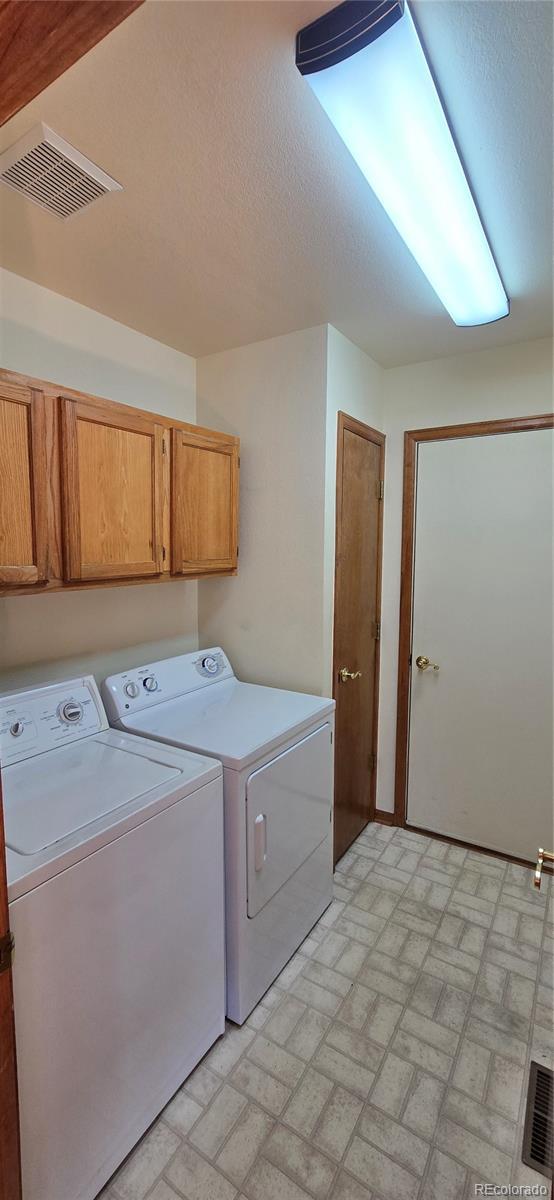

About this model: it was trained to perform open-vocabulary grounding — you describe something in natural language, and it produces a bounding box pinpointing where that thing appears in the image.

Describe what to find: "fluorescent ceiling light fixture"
[296,0,509,326]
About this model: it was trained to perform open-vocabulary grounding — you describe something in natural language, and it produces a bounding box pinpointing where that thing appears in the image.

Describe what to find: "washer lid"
[119,679,335,770]
[4,736,182,854]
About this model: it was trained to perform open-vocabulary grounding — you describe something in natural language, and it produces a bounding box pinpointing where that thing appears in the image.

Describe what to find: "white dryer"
[103,649,335,1023]
[1,676,225,1200]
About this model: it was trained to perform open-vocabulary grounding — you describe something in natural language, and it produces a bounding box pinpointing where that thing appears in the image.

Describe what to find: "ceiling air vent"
[0,124,122,220]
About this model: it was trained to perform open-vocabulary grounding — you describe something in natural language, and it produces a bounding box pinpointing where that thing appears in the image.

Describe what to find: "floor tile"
[370,1052,414,1117]
[329,1170,373,1200]
[163,1090,203,1137]
[451,1038,490,1100]
[189,1085,247,1157]
[313,1086,363,1161]
[185,1064,223,1106]
[357,1105,430,1174]
[263,1124,335,1199]
[435,1117,511,1184]
[286,1008,331,1060]
[231,1059,291,1115]
[283,1068,334,1138]
[324,1024,384,1073]
[337,984,377,1031]
[314,1044,376,1098]
[402,1071,445,1140]
[245,1156,315,1200]
[443,1087,516,1154]
[216,1105,274,1186]
[344,1135,420,1200]
[263,997,306,1045]
[248,1035,305,1088]
[420,1148,466,1200]
[391,1029,453,1081]
[112,1122,180,1200]
[165,1143,238,1200]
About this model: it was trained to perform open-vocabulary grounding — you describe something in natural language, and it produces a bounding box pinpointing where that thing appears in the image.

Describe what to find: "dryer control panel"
[103,648,235,722]
[0,677,107,766]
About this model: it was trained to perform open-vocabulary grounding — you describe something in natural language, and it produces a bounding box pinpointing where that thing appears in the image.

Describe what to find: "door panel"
[0,383,48,587]
[407,429,554,860]
[60,397,164,582]
[246,725,333,918]
[333,415,384,863]
[171,429,239,574]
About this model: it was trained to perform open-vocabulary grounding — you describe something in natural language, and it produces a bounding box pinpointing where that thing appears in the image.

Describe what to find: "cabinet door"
[0,382,48,587]
[171,429,239,575]
[60,397,164,582]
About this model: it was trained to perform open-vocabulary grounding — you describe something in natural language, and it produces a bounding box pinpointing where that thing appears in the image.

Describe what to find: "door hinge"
[0,931,14,975]
[374,620,381,642]
[377,479,384,500]
[369,752,377,772]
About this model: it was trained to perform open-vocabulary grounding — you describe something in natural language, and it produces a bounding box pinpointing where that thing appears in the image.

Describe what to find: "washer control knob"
[124,681,140,698]
[202,656,219,675]
[10,720,24,737]
[60,701,83,724]
[143,676,158,692]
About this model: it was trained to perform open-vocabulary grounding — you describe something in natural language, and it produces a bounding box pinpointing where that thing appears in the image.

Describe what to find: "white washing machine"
[103,649,335,1023]
[2,676,225,1200]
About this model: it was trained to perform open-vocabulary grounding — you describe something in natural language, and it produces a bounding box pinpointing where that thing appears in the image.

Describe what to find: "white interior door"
[407,428,553,860]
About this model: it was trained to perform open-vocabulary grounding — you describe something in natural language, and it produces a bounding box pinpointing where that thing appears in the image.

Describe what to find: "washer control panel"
[0,677,107,766]
[103,648,234,722]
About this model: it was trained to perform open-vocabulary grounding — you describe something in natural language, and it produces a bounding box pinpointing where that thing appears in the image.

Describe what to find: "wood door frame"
[394,411,554,830]
[332,412,386,834]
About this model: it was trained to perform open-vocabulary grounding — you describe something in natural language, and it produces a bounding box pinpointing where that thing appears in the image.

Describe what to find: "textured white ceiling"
[0,0,551,366]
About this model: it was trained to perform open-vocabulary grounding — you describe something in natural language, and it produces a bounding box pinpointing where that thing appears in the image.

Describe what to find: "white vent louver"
[0,124,122,220]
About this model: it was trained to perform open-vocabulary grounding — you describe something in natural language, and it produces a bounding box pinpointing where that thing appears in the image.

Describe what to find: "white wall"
[376,335,554,812]
[197,326,328,695]
[0,269,199,691]
[324,327,384,692]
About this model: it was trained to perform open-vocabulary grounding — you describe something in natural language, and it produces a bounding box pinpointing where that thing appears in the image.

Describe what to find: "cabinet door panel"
[171,430,238,574]
[61,398,164,582]
[0,383,47,586]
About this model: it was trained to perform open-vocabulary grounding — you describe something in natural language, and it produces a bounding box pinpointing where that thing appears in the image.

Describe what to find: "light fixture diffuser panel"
[297,1,509,327]
[0,124,122,220]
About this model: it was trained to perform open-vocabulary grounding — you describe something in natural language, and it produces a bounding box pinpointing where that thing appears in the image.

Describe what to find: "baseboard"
[374,808,396,826]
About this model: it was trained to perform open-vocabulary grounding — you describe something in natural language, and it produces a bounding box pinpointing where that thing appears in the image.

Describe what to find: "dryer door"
[246,724,333,919]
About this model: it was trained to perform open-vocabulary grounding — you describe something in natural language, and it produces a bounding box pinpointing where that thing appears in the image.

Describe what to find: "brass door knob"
[339,667,362,683]
[415,655,440,672]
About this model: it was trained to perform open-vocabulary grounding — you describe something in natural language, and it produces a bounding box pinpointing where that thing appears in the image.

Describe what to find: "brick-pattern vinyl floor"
[100,821,554,1200]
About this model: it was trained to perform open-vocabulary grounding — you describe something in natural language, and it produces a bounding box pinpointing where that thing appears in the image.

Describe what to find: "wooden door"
[406,426,553,860]
[171,428,239,575]
[0,382,48,588]
[60,397,164,582]
[0,770,21,1200]
[333,413,384,864]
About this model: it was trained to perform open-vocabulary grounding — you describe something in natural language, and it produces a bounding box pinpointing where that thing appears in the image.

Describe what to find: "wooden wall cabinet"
[171,428,239,575]
[0,381,48,587]
[0,368,239,596]
[60,397,165,582]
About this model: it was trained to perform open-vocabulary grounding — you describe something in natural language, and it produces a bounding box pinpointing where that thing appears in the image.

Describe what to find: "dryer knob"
[202,656,219,675]
[143,676,158,692]
[124,682,140,698]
